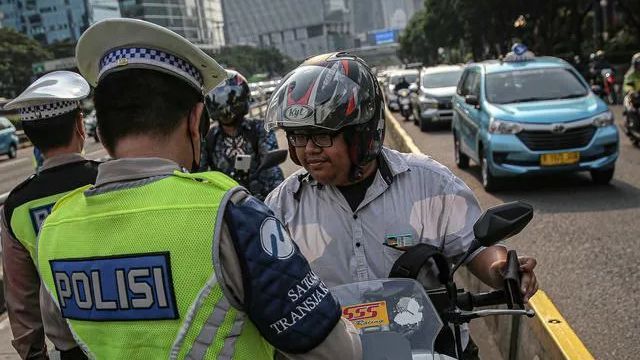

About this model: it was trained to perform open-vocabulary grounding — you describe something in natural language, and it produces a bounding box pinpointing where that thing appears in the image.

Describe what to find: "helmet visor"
[265,63,378,132]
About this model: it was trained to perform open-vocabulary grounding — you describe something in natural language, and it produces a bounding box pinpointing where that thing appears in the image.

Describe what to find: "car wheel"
[480,151,500,192]
[454,133,469,169]
[420,118,431,132]
[590,167,614,185]
[8,144,17,159]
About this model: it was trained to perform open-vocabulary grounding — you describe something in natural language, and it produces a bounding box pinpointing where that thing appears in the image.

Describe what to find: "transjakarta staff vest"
[36,171,274,359]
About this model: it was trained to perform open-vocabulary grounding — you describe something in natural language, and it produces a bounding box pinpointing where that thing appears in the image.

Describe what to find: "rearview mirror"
[473,201,533,247]
[465,94,480,106]
[255,149,288,174]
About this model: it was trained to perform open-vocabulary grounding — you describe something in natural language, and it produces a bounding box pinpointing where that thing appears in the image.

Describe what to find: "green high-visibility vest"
[37,170,274,359]
[11,192,68,260]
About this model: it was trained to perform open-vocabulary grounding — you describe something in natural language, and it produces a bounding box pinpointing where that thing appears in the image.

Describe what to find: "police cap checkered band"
[19,101,79,121]
[99,47,204,90]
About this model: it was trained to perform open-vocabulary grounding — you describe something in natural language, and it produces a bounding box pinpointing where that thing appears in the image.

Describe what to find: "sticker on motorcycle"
[342,301,390,329]
[393,297,423,326]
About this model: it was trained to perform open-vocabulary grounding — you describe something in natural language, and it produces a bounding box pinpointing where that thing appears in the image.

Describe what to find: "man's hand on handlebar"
[490,256,538,303]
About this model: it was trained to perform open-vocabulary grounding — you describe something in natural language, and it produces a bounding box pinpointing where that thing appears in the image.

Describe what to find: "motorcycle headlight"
[591,110,614,127]
[419,96,438,109]
[489,118,523,134]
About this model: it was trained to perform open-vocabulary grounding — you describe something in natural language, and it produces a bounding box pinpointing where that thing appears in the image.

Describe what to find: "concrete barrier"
[383,107,595,360]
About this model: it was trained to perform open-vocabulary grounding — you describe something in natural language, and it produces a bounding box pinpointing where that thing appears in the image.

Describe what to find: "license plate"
[540,152,580,166]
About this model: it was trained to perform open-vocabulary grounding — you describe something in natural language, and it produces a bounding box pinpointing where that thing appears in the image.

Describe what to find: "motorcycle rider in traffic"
[394,76,411,92]
[202,70,284,200]
[623,52,640,144]
[264,52,539,359]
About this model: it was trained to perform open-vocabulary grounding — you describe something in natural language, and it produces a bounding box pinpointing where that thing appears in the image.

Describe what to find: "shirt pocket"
[381,223,424,273]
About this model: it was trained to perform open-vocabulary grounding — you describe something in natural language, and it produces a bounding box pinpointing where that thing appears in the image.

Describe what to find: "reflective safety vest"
[11,191,69,260]
[36,170,275,359]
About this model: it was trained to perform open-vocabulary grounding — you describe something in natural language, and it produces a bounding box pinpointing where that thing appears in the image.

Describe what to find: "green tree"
[0,28,52,97]
[208,45,296,79]
[45,39,76,59]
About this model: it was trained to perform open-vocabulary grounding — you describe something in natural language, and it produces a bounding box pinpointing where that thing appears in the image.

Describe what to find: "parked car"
[451,46,618,192]
[411,65,463,131]
[0,116,19,159]
[384,69,418,111]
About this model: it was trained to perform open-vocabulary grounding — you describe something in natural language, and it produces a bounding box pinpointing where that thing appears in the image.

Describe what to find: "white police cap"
[4,71,90,121]
[76,18,226,95]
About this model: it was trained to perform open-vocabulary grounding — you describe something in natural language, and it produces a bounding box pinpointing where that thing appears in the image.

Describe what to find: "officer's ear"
[75,110,86,139]
[187,102,205,141]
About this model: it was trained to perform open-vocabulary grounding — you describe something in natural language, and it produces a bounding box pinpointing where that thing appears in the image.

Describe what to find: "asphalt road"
[0,140,108,196]
[394,105,639,360]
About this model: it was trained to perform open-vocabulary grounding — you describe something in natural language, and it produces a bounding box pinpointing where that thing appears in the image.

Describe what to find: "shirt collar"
[41,153,87,171]
[94,157,181,187]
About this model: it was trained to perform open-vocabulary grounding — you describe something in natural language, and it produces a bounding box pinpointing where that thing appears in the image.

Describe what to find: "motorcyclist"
[202,70,284,200]
[394,76,411,92]
[588,50,612,85]
[264,52,539,359]
[623,53,640,104]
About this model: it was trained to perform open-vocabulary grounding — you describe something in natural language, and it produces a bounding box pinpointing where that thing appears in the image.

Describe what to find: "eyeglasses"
[286,133,337,148]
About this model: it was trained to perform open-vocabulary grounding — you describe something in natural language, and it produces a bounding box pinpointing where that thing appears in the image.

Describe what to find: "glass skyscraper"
[0,0,120,44]
[118,0,225,50]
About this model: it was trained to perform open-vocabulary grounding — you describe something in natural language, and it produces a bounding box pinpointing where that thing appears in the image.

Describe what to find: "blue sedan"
[452,48,618,192]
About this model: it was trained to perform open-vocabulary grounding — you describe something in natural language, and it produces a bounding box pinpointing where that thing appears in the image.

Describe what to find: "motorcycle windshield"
[331,279,444,360]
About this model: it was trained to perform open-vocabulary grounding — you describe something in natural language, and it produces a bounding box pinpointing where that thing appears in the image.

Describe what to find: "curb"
[384,107,595,360]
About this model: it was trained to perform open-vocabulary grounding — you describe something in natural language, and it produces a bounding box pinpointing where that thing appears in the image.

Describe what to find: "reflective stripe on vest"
[37,170,274,359]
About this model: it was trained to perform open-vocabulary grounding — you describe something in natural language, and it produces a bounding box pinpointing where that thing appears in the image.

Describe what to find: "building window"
[306,25,323,38]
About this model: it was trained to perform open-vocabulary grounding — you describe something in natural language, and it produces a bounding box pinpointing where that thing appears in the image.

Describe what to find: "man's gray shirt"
[265,147,483,289]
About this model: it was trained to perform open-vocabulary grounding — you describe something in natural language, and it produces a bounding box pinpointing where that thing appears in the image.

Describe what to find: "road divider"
[384,107,595,360]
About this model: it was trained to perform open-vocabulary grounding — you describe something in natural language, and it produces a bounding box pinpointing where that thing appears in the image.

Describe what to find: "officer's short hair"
[93,69,201,153]
[22,109,80,152]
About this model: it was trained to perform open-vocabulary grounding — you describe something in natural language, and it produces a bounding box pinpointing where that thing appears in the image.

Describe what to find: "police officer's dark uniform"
[1,71,98,359]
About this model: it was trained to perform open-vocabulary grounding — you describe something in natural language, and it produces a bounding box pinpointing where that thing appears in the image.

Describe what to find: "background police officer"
[35,19,360,359]
[1,71,97,359]
[202,70,284,200]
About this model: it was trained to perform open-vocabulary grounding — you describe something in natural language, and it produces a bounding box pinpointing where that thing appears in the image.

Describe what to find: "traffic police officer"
[264,52,539,358]
[35,19,360,359]
[1,71,97,359]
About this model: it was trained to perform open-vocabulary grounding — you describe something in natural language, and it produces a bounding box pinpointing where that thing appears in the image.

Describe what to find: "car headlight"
[489,118,523,134]
[419,96,438,109]
[591,110,614,127]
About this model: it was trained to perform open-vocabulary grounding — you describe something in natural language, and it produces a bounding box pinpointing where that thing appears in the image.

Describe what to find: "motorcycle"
[624,92,640,147]
[331,201,535,359]
[231,148,288,192]
[591,68,619,105]
[397,88,413,121]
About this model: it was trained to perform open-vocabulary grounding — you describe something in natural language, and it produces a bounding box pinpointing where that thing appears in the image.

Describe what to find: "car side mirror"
[465,94,480,106]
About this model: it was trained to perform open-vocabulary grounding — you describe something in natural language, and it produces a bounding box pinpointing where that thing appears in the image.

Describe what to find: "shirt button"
[355,242,361,247]
[353,214,358,219]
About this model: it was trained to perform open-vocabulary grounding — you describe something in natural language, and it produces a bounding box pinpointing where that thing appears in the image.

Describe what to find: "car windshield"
[486,67,588,104]
[421,70,463,88]
[390,74,418,84]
